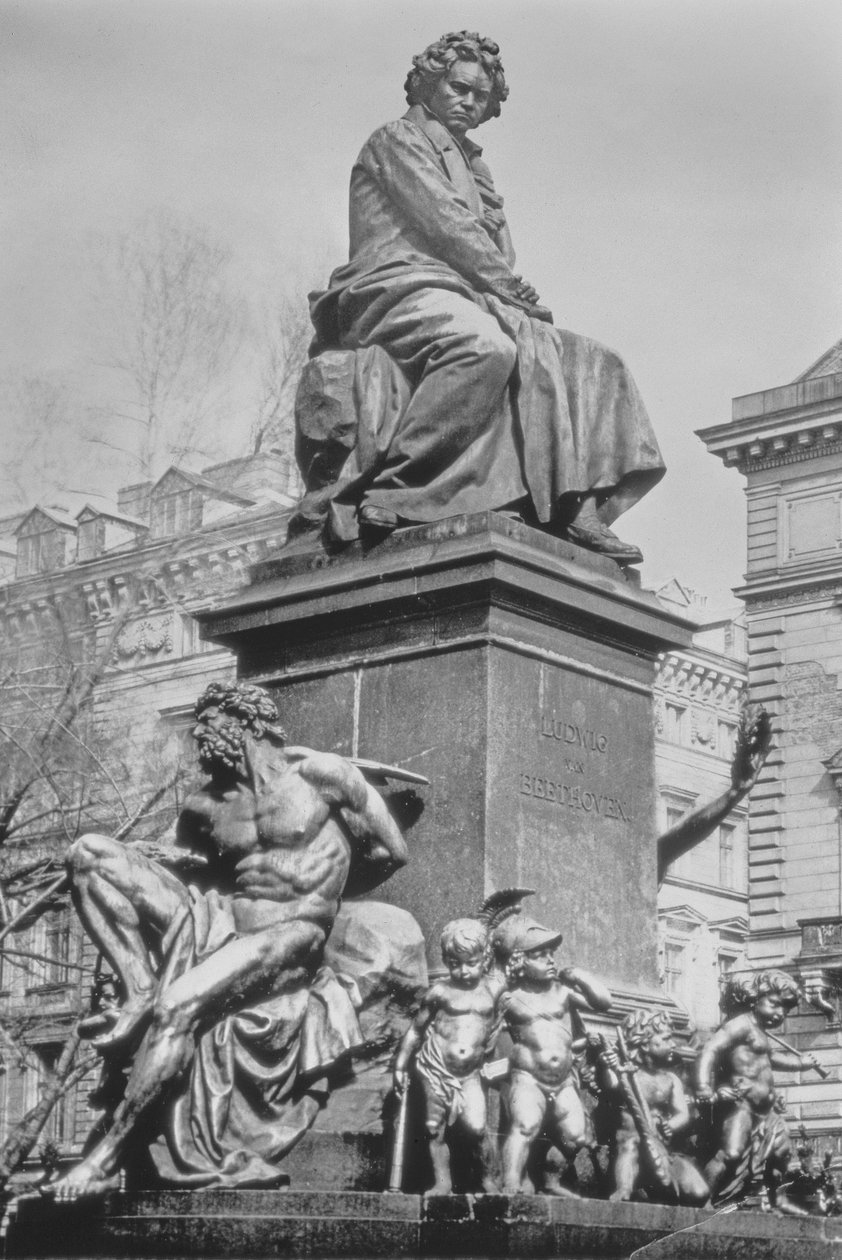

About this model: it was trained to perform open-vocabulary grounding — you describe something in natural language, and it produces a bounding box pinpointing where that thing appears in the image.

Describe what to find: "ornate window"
[665,702,689,745]
[151,489,203,538]
[662,941,687,1000]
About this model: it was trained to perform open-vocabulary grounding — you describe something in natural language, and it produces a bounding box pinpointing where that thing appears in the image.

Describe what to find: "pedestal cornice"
[198,512,695,662]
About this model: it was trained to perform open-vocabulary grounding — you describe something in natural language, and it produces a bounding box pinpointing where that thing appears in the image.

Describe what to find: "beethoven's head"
[404,32,509,131]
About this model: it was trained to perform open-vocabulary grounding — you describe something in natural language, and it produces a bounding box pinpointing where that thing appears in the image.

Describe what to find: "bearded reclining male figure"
[46,681,408,1199]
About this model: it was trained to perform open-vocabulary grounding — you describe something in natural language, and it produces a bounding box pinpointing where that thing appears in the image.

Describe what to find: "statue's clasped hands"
[513,275,541,305]
[498,275,554,323]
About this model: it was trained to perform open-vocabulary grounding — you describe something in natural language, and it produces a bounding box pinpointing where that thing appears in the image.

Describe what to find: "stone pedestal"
[8,1189,842,1259]
[200,512,693,999]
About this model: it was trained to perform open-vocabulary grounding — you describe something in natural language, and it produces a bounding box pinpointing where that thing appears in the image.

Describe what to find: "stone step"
[7,1190,842,1259]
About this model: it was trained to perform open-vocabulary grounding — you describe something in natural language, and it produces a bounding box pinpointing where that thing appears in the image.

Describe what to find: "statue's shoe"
[359,505,400,533]
[565,521,643,565]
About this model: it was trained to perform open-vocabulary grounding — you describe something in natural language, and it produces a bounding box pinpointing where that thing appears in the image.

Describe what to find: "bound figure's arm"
[330,757,408,896]
[361,122,550,318]
[657,708,771,884]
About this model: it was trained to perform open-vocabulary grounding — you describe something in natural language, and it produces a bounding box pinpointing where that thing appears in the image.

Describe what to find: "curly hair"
[719,973,757,1018]
[194,681,287,742]
[720,969,801,1018]
[440,917,488,963]
[404,31,509,123]
[621,1009,674,1062]
[503,949,531,986]
[754,969,801,1010]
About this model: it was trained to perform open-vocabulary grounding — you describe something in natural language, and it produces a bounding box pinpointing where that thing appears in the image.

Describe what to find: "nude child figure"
[394,916,504,1194]
[696,970,820,1211]
[493,910,612,1195]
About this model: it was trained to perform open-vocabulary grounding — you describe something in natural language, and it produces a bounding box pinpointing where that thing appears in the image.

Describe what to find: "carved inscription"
[541,714,608,753]
[520,773,632,822]
[528,709,630,822]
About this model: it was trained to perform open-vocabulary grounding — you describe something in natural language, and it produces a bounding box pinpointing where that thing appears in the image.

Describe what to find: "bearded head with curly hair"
[404,31,509,125]
[193,682,287,772]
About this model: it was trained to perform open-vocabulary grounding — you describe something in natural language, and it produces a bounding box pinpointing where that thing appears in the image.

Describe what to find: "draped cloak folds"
[297,105,665,540]
[147,888,362,1189]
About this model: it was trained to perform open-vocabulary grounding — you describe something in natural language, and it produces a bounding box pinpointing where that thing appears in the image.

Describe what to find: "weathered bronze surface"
[46,682,411,1199]
[595,1010,709,1206]
[294,32,665,563]
[697,970,823,1212]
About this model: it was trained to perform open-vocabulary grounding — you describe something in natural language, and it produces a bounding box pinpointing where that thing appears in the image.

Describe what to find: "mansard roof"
[151,465,254,507]
[75,504,148,530]
[795,338,842,382]
[14,504,77,535]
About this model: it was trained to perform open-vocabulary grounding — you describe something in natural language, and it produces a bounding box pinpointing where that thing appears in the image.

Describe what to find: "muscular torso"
[503,983,576,1087]
[177,748,352,932]
[427,979,499,1077]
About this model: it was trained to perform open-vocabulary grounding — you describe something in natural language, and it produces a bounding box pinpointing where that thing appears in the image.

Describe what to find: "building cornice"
[698,418,842,475]
[0,507,290,630]
[698,367,842,471]
[656,650,746,709]
[738,572,842,611]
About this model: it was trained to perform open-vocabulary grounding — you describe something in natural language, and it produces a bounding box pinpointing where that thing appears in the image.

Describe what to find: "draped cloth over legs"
[296,266,665,542]
[148,889,363,1188]
[713,1103,792,1206]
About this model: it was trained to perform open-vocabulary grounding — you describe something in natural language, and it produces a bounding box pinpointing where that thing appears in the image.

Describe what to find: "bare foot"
[42,1160,119,1202]
[774,1191,809,1218]
[80,999,152,1053]
[426,1181,453,1196]
[543,1181,581,1199]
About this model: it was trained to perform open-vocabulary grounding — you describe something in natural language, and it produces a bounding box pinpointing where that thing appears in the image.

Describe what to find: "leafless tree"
[248,290,312,456]
[0,375,80,514]
[0,596,189,1190]
[1,213,314,519]
[87,209,248,482]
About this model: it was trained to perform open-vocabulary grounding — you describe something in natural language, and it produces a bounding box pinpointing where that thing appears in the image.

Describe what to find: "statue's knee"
[474,329,516,382]
[67,832,115,875]
[509,1117,540,1142]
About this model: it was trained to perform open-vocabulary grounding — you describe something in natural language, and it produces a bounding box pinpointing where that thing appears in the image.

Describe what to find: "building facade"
[700,339,842,1145]
[0,450,298,1171]
[654,581,749,1035]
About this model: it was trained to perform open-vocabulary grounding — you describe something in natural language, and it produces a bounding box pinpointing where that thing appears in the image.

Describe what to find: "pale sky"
[2,0,841,608]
